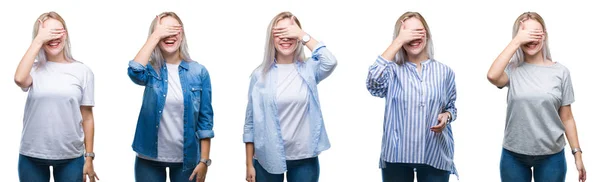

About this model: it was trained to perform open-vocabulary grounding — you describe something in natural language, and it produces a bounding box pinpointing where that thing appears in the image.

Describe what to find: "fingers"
[38,19,44,29]
[156,15,161,25]
[290,16,297,25]
[188,169,198,181]
[83,174,87,182]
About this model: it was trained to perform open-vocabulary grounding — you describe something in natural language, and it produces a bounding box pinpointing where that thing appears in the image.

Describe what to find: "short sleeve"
[21,63,39,92]
[81,67,95,106]
[499,61,516,89]
[561,69,575,106]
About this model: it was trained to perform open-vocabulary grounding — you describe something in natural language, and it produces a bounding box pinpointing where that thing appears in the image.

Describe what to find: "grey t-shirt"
[502,61,574,155]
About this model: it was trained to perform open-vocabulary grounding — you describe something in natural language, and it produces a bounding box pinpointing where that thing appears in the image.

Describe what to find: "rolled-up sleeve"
[128,60,149,86]
[243,75,257,143]
[366,56,394,98]
[195,68,215,139]
[309,42,338,84]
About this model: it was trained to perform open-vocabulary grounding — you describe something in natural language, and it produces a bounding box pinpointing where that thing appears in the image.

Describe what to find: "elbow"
[486,72,498,83]
[14,76,29,88]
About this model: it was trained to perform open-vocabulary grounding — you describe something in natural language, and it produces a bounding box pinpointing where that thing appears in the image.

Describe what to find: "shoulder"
[431,60,455,75]
[553,62,571,77]
[187,60,210,76]
[71,61,94,75]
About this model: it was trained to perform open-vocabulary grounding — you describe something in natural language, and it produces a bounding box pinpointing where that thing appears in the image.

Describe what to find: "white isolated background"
[0,0,598,181]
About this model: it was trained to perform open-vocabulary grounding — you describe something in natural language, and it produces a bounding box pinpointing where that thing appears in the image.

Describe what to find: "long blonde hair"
[392,12,434,65]
[147,12,192,73]
[32,12,75,65]
[510,12,552,66]
[257,11,306,74]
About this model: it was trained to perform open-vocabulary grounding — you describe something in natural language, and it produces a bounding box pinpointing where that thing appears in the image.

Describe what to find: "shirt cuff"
[310,42,326,56]
[376,55,394,66]
[128,60,146,71]
[243,133,254,143]
[195,130,215,139]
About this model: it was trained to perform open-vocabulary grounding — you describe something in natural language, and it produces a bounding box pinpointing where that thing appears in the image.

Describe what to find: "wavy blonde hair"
[32,11,75,65]
[392,11,434,65]
[510,12,552,66]
[147,12,192,73]
[257,11,306,74]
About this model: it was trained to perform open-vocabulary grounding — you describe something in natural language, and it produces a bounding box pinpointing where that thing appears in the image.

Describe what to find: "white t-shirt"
[275,63,312,160]
[20,61,94,160]
[144,63,185,163]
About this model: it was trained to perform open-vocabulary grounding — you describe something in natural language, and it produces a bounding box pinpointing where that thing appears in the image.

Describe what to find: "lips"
[525,42,539,49]
[163,39,177,46]
[279,43,292,49]
[408,39,423,48]
[46,39,61,48]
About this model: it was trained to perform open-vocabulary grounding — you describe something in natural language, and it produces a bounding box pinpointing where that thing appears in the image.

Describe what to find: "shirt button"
[159,111,162,113]
[163,94,166,97]
[156,125,159,128]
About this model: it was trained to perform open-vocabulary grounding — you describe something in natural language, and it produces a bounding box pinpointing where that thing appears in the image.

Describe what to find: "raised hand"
[34,19,65,44]
[151,16,182,40]
[394,21,425,45]
[513,21,544,45]
[272,16,305,40]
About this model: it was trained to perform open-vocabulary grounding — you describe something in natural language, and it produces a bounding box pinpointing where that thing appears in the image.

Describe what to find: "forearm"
[487,40,519,82]
[564,119,582,158]
[82,118,95,161]
[133,35,160,66]
[381,40,403,61]
[245,143,254,167]
[303,33,319,51]
[15,40,43,87]
[200,139,211,160]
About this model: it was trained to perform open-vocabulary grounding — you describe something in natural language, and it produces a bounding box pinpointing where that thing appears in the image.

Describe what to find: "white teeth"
[49,43,59,46]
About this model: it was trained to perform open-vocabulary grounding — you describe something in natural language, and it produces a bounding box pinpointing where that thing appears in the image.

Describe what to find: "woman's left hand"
[272,16,306,40]
[576,156,586,182]
[83,159,99,182]
[189,163,208,182]
[431,112,450,133]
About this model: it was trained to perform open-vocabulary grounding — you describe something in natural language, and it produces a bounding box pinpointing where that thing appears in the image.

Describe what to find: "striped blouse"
[366,56,458,175]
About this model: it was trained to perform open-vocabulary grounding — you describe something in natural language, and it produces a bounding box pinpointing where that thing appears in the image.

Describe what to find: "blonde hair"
[257,11,306,74]
[32,11,75,65]
[148,12,192,73]
[510,12,552,66]
[392,12,434,65]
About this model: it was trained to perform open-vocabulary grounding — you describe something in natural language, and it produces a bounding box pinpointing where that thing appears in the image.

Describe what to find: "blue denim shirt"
[243,42,337,174]
[128,60,214,171]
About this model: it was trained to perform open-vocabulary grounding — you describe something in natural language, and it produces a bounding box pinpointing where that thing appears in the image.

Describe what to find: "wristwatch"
[572,148,582,155]
[84,152,95,160]
[301,33,311,45]
[200,158,212,167]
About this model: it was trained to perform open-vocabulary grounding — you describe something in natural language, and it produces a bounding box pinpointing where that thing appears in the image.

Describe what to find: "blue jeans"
[135,157,193,182]
[18,154,84,182]
[381,162,450,182]
[500,148,566,182]
[254,157,320,182]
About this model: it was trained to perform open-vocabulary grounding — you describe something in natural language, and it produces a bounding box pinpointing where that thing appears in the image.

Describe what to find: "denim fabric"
[254,157,320,182]
[128,60,214,171]
[18,154,84,182]
[381,162,450,182]
[134,157,193,182]
[500,148,567,182]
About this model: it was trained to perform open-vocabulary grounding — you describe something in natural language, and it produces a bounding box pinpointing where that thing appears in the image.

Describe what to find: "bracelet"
[572,148,582,155]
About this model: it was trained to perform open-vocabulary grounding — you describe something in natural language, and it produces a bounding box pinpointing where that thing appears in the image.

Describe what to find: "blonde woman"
[127,12,214,182]
[487,12,586,182]
[366,12,457,182]
[14,12,98,182]
[243,11,337,182]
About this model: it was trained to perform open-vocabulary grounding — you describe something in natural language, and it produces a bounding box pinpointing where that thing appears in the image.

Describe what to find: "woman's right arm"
[127,17,181,86]
[15,22,65,89]
[367,24,424,97]
[487,23,544,87]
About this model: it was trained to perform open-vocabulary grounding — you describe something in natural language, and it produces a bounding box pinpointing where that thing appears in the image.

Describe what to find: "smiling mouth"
[163,39,177,46]
[525,42,539,49]
[279,43,293,49]
[47,39,61,48]
[408,39,423,48]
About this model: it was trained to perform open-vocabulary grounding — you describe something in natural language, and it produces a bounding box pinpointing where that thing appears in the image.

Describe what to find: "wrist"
[32,38,45,47]
[509,39,522,47]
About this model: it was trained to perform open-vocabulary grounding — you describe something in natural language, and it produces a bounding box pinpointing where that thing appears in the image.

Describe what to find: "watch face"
[206,159,212,166]
[302,34,310,42]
